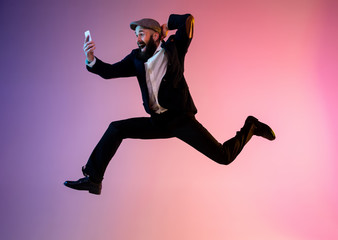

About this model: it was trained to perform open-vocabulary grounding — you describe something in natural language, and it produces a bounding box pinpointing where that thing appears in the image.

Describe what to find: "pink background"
[1,0,338,239]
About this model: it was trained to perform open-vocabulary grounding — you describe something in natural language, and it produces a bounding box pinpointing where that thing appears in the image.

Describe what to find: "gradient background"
[1,0,338,239]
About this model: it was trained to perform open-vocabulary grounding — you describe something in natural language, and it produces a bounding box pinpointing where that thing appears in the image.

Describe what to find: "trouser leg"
[84,123,122,183]
[173,115,255,165]
[84,117,173,182]
[221,121,255,164]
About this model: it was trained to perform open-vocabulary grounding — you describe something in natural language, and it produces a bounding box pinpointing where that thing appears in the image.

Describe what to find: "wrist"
[86,57,96,67]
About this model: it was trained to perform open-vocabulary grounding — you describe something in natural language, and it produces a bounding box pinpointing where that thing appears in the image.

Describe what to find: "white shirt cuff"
[86,57,96,67]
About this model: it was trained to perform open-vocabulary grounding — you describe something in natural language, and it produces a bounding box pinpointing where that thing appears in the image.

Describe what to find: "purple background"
[1,0,338,239]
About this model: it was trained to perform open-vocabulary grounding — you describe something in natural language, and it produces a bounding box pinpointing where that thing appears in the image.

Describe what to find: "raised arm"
[167,14,195,52]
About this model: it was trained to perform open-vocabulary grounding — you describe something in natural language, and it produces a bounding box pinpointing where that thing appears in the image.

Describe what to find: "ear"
[152,32,160,42]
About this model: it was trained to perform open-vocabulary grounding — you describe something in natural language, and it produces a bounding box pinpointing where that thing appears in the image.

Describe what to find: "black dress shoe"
[64,176,102,195]
[246,116,276,141]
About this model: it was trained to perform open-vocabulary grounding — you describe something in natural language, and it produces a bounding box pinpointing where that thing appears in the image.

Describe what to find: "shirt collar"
[153,44,163,55]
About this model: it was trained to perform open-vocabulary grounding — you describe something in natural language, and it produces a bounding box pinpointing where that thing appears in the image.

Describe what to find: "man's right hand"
[161,24,168,40]
[83,35,96,62]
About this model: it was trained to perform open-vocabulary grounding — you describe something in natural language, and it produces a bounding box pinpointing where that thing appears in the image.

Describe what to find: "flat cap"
[130,18,161,34]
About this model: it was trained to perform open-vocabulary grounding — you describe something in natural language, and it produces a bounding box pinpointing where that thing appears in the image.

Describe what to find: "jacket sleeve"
[167,14,194,52]
[86,50,137,79]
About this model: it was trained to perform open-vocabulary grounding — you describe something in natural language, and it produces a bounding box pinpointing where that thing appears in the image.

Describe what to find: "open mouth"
[138,43,146,51]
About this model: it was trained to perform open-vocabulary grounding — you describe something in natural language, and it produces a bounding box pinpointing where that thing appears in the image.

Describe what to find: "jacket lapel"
[134,56,151,113]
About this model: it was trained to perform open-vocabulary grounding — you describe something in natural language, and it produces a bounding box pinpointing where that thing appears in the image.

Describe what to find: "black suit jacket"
[87,14,197,115]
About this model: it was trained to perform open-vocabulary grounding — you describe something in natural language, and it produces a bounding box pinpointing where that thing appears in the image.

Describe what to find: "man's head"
[130,18,161,60]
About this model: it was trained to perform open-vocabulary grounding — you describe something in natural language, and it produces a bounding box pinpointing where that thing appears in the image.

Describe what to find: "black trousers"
[84,112,255,182]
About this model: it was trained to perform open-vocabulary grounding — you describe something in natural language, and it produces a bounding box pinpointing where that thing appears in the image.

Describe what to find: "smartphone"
[84,30,92,42]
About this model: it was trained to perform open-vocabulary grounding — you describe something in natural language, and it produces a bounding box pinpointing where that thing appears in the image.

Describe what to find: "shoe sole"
[64,182,101,195]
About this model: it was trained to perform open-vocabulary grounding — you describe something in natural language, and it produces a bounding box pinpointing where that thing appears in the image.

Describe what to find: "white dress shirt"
[144,45,168,114]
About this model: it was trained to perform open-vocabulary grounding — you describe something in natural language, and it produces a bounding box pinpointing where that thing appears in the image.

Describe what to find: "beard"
[137,36,158,61]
